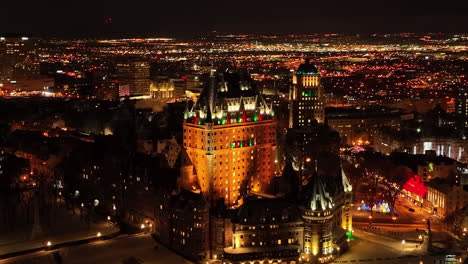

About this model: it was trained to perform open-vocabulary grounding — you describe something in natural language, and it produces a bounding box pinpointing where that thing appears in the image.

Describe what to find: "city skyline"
[1,5,468,263]
[1,0,468,36]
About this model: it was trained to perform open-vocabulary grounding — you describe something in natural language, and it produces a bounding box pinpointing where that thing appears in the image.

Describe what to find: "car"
[408,208,415,212]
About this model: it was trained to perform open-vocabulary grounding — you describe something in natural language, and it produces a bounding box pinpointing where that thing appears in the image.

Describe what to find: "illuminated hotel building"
[300,160,352,259]
[181,70,277,206]
[223,160,353,264]
[290,59,325,128]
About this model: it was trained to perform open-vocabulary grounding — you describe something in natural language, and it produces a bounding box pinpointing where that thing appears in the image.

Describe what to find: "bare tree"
[382,165,409,216]
[359,168,384,216]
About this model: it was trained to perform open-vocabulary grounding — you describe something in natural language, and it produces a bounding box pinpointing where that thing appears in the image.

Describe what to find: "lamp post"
[401,240,405,250]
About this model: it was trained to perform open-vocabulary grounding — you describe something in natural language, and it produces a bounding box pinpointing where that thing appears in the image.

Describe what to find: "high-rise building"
[181,70,277,206]
[0,35,38,81]
[116,58,150,97]
[289,59,325,128]
[456,86,468,126]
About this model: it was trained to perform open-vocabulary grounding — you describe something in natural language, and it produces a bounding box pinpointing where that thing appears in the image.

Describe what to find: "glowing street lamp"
[97,232,102,237]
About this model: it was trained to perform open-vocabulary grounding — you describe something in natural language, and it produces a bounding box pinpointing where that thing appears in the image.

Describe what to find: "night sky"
[1,0,468,37]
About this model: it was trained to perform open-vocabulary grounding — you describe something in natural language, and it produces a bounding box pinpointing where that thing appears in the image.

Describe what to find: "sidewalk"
[0,221,118,258]
[0,204,119,259]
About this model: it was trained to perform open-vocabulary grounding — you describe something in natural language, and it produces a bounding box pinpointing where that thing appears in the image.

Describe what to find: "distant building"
[286,123,341,156]
[0,36,38,81]
[402,173,427,207]
[150,75,202,101]
[88,71,118,100]
[289,59,324,127]
[416,157,457,182]
[374,132,467,163]
[5,78,54,93]
[116,58,150,97]
[425,178,468,218]
[411,137,466,162]
[456,86,468,127]
[327,107,405,146]
[287,60,331,161]
[150,77,175,101]
[184,74,203,95]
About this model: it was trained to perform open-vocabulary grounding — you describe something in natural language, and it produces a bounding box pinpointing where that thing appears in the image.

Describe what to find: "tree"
[354,150,410,215]
[383,165,410,216]
[359,168,384,216]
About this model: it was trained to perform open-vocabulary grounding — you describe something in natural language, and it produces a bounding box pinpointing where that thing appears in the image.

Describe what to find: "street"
[1,234,193,264]
[353,195,437,225]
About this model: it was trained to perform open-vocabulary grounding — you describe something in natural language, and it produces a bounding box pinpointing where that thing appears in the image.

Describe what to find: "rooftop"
[297,59,319,74]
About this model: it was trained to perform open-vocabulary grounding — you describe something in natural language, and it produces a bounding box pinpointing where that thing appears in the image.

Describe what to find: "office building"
[116,58,150,97]
[289,59,324,128]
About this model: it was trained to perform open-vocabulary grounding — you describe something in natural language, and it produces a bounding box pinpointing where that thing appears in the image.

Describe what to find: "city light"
[1,30,465,264]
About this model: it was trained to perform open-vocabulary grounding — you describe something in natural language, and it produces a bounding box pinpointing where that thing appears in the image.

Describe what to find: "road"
[334,229,449,264]
[353,195,441,225]
[1,234,193,264]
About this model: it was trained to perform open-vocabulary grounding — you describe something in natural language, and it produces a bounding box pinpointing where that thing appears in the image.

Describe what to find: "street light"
[401,240,405,250]
[46,241,52,247]
[97,232,102,237]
